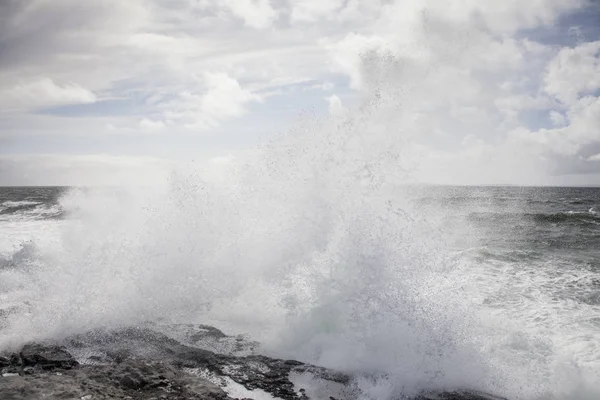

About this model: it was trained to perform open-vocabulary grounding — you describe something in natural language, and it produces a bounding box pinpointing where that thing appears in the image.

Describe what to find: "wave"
[0,201,64,220]
[534,211,600,224]
[0,201,43,215]
[566,199,596,205]
[1,72,600,400]
[468,210,600,225]
[1,200,44,207]
[0,131,518,397]
[417,196,598,211]
[0,242,38,270]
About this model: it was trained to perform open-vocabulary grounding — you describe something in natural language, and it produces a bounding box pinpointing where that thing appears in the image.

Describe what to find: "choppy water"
[0,184,598,399]
[0,187,65,221]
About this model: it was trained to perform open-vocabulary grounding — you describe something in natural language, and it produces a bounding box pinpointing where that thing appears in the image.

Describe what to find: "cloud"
[326,94,347,116]
[502,96,600,160]
[495,94,559,117]
[290,0,345,23]
[0,154,172,186]
[1,0,600,185]
[0,78,96,111]
[322,33,393,90]
[440,0,585,33]
[139,118,166,131]
[544,40,600,104]
[222,0,278,29]
[161,72,261,130]
[550,110,566,126]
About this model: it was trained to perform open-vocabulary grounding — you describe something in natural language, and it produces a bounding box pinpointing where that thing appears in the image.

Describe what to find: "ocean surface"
[0,185,599,399]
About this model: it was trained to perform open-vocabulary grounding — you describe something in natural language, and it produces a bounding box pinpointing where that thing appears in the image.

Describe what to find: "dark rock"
[20,343,79,370]
[9,353,21,366]
[417,391,507,400]
[1,365,20,375]
[21,366,34,375]
[189,324,228,340]
[0,355,10,368]
[0,325,508,400]
[0,360,230,400]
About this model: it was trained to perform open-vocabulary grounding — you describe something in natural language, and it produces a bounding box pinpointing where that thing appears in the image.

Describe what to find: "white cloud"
[322,33,393,90]
[507,96,600,157]
[0,78,96,110]
[495,94,559,121]
[0,154,172,186]
[290,0,345,22]
[544,41,600,104]
[550,110,566,126]
[403,0,586,35]
[1,0,600,185]
[139,118,166,131]
[588,153,600,161]
[497,94,556,111]
[221,0,278,29]
[326,94,347,116]
[162,72,261,129]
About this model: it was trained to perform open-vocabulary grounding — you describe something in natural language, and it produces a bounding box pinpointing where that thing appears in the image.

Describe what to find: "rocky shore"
[0,325,506,400]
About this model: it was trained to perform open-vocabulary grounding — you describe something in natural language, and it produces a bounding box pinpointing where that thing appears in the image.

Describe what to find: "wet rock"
[0,360,230,400]
[0,325,508,400]
[152,323,259,356]
[20,343,79,370]
[0,355,10,368]
[416,392,507,400]
[21,366,34,375]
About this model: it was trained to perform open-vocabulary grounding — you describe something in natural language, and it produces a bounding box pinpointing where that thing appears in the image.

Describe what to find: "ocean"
[0,184,599,399]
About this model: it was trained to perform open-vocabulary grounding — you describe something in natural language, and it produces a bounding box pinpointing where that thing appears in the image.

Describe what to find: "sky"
[1,0,600,186]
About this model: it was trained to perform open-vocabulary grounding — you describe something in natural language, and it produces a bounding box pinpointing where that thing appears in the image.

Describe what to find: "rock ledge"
[0,325,507,400]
